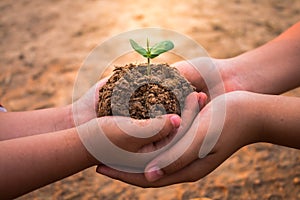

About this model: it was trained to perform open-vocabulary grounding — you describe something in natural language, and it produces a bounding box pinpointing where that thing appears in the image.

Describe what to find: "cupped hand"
[82,91,206,171]
[172,57,242,100]
[78,113,181,168]
[72,78,108,126]
[96,91,262,187]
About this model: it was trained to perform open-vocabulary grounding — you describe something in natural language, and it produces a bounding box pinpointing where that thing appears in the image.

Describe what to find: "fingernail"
[170,115,181,129]
[146,166,164,182]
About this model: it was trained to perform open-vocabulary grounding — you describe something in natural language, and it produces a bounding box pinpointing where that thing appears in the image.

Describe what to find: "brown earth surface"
[1,0,300,199]
[97,64,194,119]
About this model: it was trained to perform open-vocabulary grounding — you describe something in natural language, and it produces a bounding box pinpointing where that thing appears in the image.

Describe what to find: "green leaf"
[150,40,174,58]
[129,39,148,57]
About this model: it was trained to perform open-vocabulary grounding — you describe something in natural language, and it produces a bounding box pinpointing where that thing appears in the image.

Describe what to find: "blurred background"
[1,0,300,199]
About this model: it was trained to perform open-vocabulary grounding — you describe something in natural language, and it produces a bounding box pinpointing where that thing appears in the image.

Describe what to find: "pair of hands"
[73,58,257,187]
[74,21,300,187]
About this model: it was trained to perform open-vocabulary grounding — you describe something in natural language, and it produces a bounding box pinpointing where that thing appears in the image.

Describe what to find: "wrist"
[71,124,102,166]
[62,104,76,129]
[213,58,246,93]
[226,91,265,145]
[241,92,271,144]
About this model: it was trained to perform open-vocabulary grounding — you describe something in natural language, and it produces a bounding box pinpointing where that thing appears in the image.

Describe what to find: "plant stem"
[146,38,151,76]
[147,57,150,75]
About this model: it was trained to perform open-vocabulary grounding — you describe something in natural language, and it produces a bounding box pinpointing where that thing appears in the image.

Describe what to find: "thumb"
[143,110,209,182]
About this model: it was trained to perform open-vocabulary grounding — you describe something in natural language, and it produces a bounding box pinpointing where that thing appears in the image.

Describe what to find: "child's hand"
[91,91,206,172]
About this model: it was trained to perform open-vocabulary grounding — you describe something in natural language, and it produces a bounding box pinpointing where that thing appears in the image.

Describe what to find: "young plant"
[129,38,174,75]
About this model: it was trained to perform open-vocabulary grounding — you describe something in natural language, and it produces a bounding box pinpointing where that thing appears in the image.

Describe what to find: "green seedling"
[130,38,174,75]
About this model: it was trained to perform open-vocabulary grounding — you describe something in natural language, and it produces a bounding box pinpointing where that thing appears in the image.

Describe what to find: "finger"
[141,92,207,152]
[152,154,222,186]
[96,151,225,188]
[154,144,236,186]
[198,92,208,108]
[141,92,208,180]
[180,92,208,130]
[96,165,151,188]
[149,92,202,150]
[144,111,209,182]
[181,92,200,128]
[97,114,181,152]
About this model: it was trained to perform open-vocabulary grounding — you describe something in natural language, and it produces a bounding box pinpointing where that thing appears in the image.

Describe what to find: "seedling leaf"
[150,40,174,58]
[129,39,148,57]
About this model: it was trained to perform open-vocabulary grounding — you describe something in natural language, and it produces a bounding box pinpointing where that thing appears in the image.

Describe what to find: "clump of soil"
[97,63,194,119]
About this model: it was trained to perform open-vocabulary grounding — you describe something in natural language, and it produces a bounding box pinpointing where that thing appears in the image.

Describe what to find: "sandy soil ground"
[1,0,300,199]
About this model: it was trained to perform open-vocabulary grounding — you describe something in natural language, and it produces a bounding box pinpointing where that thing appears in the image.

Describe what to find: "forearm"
[224,92,300,149]
[257,94,300,149]
[0,105,74,140]
[221,21,300,94]
[0,128,97,199]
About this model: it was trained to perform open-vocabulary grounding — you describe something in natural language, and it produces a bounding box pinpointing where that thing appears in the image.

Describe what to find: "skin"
[97,21,300,186]
[0,76,206,199]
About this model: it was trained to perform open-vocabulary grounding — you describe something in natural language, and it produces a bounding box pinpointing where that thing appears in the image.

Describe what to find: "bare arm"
[0,127,95,199]
[223,21,300,94]
[0,105,74,140]
[174,21,300,95]
[0,78,107,141]
[259,93,300,148]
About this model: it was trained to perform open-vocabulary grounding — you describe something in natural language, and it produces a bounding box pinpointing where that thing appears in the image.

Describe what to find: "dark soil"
[97,63,194,119]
